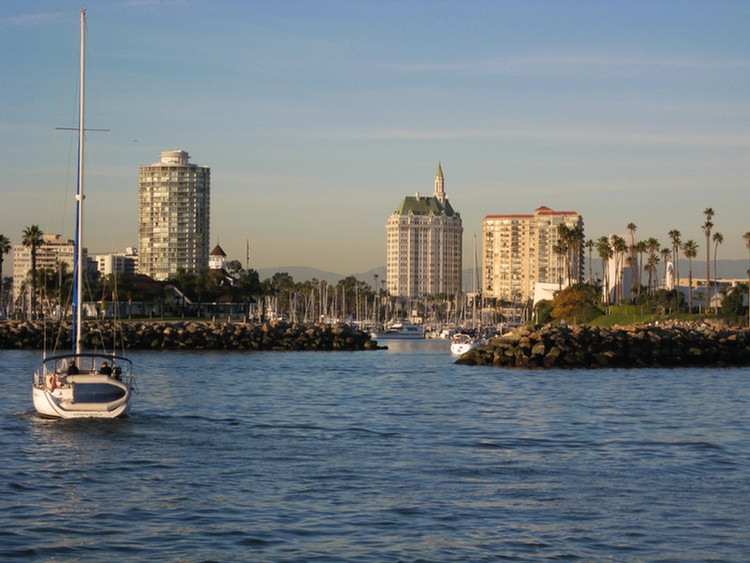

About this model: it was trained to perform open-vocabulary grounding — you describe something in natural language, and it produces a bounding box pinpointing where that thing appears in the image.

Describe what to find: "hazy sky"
[3,0,749,275]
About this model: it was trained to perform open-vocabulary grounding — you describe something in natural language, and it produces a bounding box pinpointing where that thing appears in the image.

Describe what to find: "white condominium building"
[386,163,463,298]
[482,206,584,302]
[138,150,210,281]
[95,247,138,277]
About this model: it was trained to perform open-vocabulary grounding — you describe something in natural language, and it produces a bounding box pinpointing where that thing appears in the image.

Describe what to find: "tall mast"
[472,234,477,328]
[73,9,85,354]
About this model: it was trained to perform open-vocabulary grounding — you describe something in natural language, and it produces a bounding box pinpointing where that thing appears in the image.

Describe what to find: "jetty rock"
[0,320,379,352]
[456,322,750,369]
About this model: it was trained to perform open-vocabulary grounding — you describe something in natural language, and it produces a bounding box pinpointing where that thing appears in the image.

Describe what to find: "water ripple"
[1,348,749,562]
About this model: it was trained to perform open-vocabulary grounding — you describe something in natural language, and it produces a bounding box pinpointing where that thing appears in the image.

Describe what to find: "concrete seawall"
[456,322,750,369]
[0,320,378,351]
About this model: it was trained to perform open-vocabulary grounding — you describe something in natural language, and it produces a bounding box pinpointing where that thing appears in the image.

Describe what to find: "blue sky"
[2,0,749,275]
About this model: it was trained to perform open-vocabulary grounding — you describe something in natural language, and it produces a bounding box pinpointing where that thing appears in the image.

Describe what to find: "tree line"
[554,208,750,320]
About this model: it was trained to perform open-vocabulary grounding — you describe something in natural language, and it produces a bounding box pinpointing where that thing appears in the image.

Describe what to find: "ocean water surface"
[1,340,749,562]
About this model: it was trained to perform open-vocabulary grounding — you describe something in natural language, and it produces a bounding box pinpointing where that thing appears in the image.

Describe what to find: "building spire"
[434,161,445,204]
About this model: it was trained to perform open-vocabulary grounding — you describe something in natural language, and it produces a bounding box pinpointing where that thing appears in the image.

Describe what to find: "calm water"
[2,341,749,562]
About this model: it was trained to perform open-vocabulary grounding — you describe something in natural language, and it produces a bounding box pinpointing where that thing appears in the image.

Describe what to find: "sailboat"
[32,10,135,419]
[450,235,482,355]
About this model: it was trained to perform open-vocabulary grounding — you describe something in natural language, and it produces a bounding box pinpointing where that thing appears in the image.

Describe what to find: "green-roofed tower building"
[386,163,463,298]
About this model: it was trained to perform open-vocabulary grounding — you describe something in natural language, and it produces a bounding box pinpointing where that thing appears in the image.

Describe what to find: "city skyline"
[3,1,749,275]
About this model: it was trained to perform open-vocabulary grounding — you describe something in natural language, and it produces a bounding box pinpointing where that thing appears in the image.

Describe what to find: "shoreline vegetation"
[0,319,379,351]
[456,320,750,369]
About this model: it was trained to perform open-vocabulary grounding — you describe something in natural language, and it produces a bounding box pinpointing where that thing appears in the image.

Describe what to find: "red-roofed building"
[209,244,227,270]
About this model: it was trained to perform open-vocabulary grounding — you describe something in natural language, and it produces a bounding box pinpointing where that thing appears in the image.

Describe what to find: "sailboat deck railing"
[35,352,134,388]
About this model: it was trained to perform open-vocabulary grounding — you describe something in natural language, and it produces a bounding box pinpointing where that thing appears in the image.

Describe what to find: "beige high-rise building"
[138,150,210,281]
[386,163,463,298]
[12,234,87,303]
[482,206,584,302]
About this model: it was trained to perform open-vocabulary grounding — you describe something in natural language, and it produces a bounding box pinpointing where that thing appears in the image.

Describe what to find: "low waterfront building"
[385,163,463,299]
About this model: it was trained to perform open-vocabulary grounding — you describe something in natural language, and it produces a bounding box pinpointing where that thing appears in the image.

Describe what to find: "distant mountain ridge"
[257,259,749,291]
[590,259,749,282]
[675,259,748,280]
[257,265,477,291]
[256,266,386,287]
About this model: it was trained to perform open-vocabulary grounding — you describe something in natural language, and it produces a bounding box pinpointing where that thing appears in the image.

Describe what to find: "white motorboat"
[371,322,424,340]
[32,10,136,419]
[450,332,478,355]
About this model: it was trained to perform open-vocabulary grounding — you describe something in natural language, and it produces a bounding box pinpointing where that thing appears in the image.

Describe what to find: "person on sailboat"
[67,361,79,375]
[99,362,112,375]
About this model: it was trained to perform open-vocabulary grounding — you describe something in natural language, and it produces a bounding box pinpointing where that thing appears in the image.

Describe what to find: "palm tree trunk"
[706,234,711,313]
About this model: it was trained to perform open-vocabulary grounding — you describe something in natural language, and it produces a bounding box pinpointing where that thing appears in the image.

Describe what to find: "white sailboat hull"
[33,385,130,419]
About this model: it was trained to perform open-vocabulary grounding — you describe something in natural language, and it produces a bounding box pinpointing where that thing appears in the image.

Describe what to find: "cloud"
[390,53,750,77]
[5,11,67,27]
[319,127,750,148]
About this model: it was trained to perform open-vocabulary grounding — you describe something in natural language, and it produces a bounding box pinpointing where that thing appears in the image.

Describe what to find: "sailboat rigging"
[32,9,135,419]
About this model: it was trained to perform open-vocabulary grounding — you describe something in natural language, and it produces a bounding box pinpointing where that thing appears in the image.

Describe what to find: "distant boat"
[371,322,424,340]
[32,10,136,419]
[450,332,478,355]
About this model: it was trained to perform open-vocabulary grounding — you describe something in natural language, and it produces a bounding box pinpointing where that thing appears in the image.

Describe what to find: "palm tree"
[626,222,637,248]
[597,236,613,307]
[702,208,714,312]
[610,235,627,304]
[626,223,637,293]
[552,238,567,290]
[634,240,648,297]
[646,238,660,295]
[712,232,723,313]
[22,225,44,319]
[668,229,681,289]
[585,239,595,282]
[0,234,11,315]
[555,224,572,286]
[569,225,585,284]
[646,254,660,295]
[660,247,671,288]
[683,240,699,313]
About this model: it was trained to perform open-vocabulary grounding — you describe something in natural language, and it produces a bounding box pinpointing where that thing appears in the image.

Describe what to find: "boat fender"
[46,373,58,392]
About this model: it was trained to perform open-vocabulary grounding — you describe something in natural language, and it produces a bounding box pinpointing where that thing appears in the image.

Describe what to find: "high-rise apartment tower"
[386,163,463,298]
[138,150,210,281]
[482,206,584,302]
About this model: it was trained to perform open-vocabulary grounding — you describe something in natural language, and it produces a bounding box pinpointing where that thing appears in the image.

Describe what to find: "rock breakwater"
[0,320,378,351]
[456,322,750,369]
